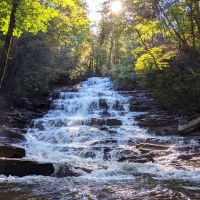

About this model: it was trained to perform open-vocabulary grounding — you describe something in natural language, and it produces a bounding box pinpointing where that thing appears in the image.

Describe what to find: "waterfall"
[22,77,200,179]
[1,77,200,199]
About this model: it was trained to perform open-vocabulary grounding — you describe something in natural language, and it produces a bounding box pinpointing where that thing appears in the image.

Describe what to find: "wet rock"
[136,143,169,151]
[99,99,108,110]
[117,154,154,163]
[54,165,80,177]
[100,110,111,117]
[148,127,179,136]
[138,119,173,127]
[135,114,146,121]
[83,151,96,158]
[177,153,200,160]
[0,158,54,177]
[0,128,26,143]
[89,118,122,126]
[112,100,124,111]
[187,159,200,168]
[89,118,104,126]
[106,119,122,126]
[30,102,51,110]
[34,121,45,130]
[99,139,118,144]
[73,165,93,174]
[5,113,31,129]
[0,146,25,158]
[103,147,111,160]
[135,113,179,135]
[130,105,151,112]
[73,164,108,174]
[179,117,200,136]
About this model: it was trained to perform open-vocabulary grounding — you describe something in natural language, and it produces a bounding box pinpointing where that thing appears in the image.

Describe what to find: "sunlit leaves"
[0,0,82,37]
[15,1,58,37]
[135,46,176,71]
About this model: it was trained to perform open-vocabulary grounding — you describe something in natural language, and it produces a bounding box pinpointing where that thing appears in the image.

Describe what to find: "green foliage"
[113,65,138,90]
[0,0,91,98]
[97,0,200,117]
[148,69,200,117]
[0,0,59,37]
[134,46,176,71]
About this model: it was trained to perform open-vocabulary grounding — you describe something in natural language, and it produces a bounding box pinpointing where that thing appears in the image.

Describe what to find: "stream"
[0,77,200,199]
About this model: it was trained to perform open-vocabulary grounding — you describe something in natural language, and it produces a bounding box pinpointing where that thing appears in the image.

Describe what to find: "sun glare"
[111,1,122,13]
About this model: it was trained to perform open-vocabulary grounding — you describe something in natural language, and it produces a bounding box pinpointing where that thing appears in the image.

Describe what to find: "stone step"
[136,143,170,151]
[89,118,122,126]
[0,146,25,158]
[0,128,26,144]
[117,154,154,163]
[0,158,54,177]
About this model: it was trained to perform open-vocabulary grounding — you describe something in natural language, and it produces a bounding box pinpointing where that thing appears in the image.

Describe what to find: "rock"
[73,165,93,174]
[179,117,200,136]
[83,151,96,158]
[0,128,26,143]
[99,139,118,144]
[54,164,79,177]
[130,105,151,112]
[177,153,200,160]
[100,110,111,117]
[106,119,122,126]
[136,143,169,151]
[99,99,108,110]
[89,118,104,126]
[0,158,54,177]
[117,154,154,163]
[138,119,173,127]
[89,118,122,126]
[0,146,25,158]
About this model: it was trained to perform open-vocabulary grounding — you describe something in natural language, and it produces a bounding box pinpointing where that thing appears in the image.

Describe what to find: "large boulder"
[0,158,54,177]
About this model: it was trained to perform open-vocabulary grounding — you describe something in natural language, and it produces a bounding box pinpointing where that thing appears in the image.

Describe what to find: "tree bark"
[0,0,19,88]
[108,32,114,70]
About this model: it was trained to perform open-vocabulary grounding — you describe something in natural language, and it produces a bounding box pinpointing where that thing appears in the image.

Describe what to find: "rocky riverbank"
[0,83,83,177]
[0,90,54,176]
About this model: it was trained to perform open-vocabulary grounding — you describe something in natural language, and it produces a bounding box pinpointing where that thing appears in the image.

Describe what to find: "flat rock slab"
[117,154,154,163]
[0,146,25,158]
[0,158,54,177]
[136,143,170,151]
[179,117,200,135]
[89,118,122,126]
[0,128,26,143]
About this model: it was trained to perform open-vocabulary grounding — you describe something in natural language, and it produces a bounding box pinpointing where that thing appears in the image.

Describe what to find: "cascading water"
[0,77,200,199]
[24,77,149,169]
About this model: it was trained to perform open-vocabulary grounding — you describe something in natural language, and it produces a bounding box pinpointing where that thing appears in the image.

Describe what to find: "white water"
[22,77,200,179]
[1,77,200,199]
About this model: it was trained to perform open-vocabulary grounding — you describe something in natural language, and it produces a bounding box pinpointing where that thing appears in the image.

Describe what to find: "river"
[0,77,200,199]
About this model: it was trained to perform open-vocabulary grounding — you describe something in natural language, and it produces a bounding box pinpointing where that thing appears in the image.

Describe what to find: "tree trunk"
[193,0,200,35]
[0,1,19,88]
[108,32,114,70]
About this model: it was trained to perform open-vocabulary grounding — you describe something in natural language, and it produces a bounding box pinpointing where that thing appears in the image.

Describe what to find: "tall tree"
[0,0,74,88]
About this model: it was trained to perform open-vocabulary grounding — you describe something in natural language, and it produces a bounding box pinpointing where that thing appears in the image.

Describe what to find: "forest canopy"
[0,0,200,118]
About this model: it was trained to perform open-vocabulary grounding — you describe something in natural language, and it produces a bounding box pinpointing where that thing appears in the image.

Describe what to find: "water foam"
[18,77,200,181]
